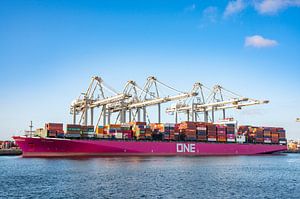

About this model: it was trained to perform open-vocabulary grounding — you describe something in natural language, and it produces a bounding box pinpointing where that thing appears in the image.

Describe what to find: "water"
[0,154,300,199]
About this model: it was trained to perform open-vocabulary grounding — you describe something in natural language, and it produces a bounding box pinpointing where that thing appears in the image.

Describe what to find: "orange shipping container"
[45,123,63,131]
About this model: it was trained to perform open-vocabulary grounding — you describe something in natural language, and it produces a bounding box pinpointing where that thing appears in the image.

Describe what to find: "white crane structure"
[70,76,269,126]
[166,84,269,123]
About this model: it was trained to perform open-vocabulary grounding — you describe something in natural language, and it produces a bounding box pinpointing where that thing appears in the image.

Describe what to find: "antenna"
[25,121,34,137]
[30,121,33,132]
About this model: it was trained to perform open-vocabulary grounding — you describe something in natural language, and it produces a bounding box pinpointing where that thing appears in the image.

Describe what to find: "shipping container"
[45,123,63,131]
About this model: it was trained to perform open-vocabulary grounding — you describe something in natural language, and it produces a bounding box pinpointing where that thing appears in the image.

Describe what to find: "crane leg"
[123,110,126,123]
[143,107,146,122]
[90,107,94,125]
[137,108,141,122]
[107,109,111,125]
[129,109,132,122]
[191,103,195,122]
[84,108,88,126]
[212,108,215,123]
[73,107,76,124]
[204,111,208,122]
[103,105,106,126]
[158,103,161,123]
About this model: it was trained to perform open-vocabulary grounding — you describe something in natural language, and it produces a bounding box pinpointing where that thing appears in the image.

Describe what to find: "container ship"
[13,121,287,157]
[13,76,287,157]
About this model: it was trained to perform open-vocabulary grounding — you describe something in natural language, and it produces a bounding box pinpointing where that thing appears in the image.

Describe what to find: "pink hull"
[13,136,287,157]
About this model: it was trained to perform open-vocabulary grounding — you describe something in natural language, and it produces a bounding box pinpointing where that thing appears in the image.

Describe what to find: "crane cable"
[155,79,185,94]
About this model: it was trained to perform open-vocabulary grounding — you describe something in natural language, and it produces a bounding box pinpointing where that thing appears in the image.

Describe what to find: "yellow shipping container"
[96,127,104,134]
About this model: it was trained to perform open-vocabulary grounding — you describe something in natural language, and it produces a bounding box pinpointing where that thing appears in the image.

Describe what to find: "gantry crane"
[166,84,268,122]
[70,76,131,126]
[101,76,199,125]
[71,76,269,127]
[71,76,199,127]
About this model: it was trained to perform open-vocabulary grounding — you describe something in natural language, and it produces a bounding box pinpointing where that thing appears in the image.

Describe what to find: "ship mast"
[25,121,34,137]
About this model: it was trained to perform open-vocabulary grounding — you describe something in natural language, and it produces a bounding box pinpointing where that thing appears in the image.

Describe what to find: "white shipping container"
[115,133,123,139]
[82,131,95,135]
[236,135,246,143]
[264,140,272,143]
[197,127,207,131]
[227,138,235,142]
[279,140,287,144]
[121,123,131,128]
[208,138,217,142]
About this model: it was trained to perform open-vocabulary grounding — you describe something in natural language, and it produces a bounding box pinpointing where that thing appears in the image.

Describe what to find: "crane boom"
[128,92,197,109]
[89,94,130,108]
[166,97,250,113]
[200,100,269,112]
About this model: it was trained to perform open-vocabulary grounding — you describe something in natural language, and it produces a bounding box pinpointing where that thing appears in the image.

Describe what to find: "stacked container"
[131,122,146,140]
[196,122,207,141]
[121,123,133,139]
[216,125,226,142]
[226,124,235,142]
[107,124,122,139]
[255,127,264,143]
[34,128,47,138]
[145,125,152,140]
[95,126,105,138]
[179,122,196,141]
[81,125,95,138]
[45,123,64,138]
[271,128,279,144]
[207,123,217,142]
[66,124,81,138]
[277,128,287,144]
[238,126,249,135]
[263,127,272,144]
[174,123,181,141]
[148,123,162,141]
[238,125,287,144]
[96,126,104,134]
[247,127,256,143]
[162,123,175,141]
[149,123,163,140]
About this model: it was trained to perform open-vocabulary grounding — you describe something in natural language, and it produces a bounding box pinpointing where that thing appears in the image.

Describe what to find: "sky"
[0,0,300,140]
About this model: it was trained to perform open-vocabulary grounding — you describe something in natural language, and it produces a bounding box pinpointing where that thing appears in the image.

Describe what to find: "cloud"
[184,4,196,12]
[202,6,219,23]
[245,35,278,48]
[223,0,300,16]
[224,0,246,17]
[254,0,300,15]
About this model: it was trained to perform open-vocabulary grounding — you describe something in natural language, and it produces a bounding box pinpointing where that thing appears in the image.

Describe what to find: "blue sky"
[0,0,300,140]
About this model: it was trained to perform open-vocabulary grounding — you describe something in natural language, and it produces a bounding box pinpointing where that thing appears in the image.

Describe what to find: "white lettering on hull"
[176,143,196,153]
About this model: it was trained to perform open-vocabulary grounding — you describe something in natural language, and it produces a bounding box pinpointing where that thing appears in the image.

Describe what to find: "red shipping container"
[46,123,63,131]
[197,135,207,141]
